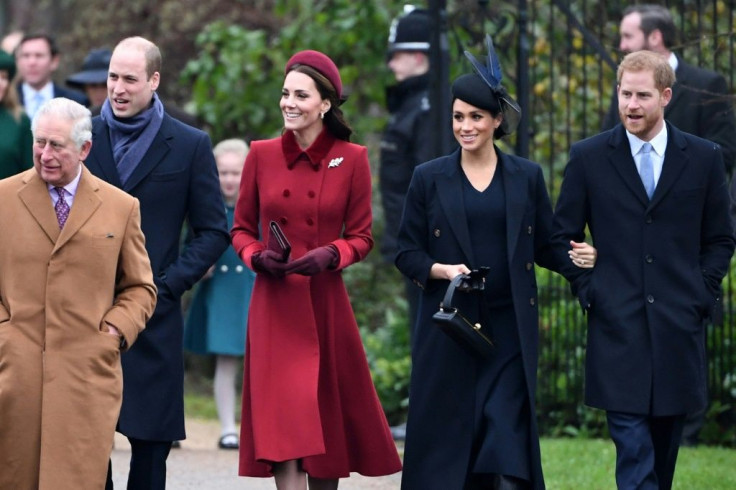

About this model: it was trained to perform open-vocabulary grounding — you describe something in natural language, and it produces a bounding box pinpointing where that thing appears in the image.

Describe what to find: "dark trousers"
[606,411,686,490]
[105,438,172,490]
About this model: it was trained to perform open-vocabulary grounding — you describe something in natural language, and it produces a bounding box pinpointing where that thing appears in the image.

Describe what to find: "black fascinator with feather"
[452,35,521,137]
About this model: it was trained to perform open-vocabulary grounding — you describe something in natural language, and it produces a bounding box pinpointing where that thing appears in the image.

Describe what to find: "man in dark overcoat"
[85,36,229,489]
[553,51,734,490]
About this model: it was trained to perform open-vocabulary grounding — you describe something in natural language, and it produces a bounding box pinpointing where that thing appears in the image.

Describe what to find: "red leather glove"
[285,246,338,276]
[251,250,291,278]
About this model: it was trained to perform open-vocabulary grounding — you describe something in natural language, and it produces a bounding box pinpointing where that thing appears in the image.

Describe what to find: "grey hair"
[213,138,249,160]
[31,97,92,149]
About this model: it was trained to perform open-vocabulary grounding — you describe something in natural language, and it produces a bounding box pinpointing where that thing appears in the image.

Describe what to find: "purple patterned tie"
[54,187,70,229]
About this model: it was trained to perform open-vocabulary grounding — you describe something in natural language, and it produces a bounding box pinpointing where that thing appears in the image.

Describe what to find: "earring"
[320,112,325,119]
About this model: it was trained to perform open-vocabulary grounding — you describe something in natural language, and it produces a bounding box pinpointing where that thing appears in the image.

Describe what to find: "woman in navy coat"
[395,44,595,490]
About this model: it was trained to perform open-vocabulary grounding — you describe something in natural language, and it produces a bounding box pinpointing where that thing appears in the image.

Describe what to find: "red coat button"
[283,189,290,197]
[308,190,316,198]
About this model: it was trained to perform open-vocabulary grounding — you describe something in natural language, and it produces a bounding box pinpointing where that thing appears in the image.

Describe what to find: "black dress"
[462,168,531,482]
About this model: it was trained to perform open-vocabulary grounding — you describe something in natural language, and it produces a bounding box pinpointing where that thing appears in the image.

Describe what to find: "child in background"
[184,139,255,449]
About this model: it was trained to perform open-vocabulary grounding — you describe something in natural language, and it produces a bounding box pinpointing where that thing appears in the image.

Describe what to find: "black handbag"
[432,273,494,358]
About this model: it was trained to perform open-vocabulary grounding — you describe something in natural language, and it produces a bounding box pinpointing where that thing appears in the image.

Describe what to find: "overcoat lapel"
[434,151,475,265]
[501,153,527,263]
[88,123,122,188]
[53,167,102,251]
[649,124,688,208]
[88,115,173,192]
[18,170,61,244]
[607,126,650,207]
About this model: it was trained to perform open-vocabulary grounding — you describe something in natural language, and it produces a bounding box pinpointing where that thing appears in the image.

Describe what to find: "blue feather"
[463,34,502,89]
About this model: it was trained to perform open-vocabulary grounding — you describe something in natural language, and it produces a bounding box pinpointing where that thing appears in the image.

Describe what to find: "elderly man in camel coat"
[0,97,157,489]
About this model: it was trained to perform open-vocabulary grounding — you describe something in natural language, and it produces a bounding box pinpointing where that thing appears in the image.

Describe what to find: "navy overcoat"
[396,147,560,490]
[552,123,734,416]
[86,113,230,440]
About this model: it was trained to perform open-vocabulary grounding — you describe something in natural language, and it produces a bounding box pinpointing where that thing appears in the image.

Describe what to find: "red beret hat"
[285,50,342,99]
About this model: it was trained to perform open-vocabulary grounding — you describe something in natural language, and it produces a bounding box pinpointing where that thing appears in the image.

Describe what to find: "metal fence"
[468,0,736,438]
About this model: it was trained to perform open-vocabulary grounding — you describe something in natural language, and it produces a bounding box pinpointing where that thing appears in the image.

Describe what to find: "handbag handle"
[439,274,469,311]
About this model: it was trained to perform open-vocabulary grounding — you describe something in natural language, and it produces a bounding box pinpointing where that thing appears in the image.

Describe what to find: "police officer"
[381,6,438,340]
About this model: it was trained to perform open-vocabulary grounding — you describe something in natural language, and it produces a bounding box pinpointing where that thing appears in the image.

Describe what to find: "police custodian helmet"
[387,5,433,54]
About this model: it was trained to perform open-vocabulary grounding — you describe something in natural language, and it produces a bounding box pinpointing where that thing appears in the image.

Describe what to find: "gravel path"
[110,418,403,489]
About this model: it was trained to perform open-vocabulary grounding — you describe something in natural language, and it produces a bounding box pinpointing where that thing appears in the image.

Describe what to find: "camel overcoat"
[0,167,157,490]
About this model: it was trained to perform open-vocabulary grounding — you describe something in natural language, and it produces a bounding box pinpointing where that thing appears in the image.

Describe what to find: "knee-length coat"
[231,128,402,478]
[0,168,156,489]
[395,148,559,490]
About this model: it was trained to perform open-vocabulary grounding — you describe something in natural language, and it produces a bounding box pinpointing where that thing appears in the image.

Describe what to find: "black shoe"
[171,440,181,449]
[218,433,239,450]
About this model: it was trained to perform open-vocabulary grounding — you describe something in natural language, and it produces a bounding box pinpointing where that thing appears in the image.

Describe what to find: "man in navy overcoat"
[553,51,734,489]
[85,37,229,489]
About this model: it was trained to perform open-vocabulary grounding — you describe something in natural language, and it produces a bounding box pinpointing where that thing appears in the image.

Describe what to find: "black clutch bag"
[432,272,494,359]
[268,221,291,261]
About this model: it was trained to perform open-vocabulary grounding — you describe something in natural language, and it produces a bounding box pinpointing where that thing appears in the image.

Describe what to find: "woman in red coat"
[231,50,402,489]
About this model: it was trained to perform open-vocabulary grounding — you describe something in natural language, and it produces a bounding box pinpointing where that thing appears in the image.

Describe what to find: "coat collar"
[606,122,689,208]
[282,127,336,170]
[18,166,102,250]
[89,114,174,192]
[433,146,527,266]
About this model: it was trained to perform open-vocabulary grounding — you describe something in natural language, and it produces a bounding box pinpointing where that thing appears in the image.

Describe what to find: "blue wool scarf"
[101,92,164,185]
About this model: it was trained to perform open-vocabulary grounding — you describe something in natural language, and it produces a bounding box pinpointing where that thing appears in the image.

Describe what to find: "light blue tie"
[29,92,45,120]
[639,143,655,199]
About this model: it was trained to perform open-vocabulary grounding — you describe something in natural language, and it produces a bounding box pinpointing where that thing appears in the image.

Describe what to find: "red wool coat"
[231,129,401,478]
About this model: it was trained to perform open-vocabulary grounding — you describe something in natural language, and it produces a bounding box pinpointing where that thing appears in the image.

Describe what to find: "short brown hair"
[616,50,675,93]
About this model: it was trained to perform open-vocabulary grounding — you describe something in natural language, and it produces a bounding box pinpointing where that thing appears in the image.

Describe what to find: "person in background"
[231,49,402,489]
[85,36,229,489]
[0,97,156,489]
[553,50,734,490]
[395,38,596,490]
[67,48,111,110]
[380,6,437,338]
[0,49,32,178]
[184,138,255,450]
[15,33,88,119]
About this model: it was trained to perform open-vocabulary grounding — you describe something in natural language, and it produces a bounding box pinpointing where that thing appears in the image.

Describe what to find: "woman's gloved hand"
[251,250,291,278]
[285,246,338,276]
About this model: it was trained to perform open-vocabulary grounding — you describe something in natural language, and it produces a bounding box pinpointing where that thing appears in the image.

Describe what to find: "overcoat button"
[220,265,229,273]
[527,226,532,234]
[526,262,533,271]
[306,218,314,226]
[280,217,287,225]
[645,254,653,263]
[647,295,654,303]
[235,265,244,273]
[645,215,653,224]
[433,229,441,237]
[308,190,316,198]
[529,298,536,306]
[283,189,290,197]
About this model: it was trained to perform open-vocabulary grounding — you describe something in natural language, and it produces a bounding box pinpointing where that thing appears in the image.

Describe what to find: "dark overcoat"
[86,113,230,440]
[395,148,558,490]
[552,123,734,416]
